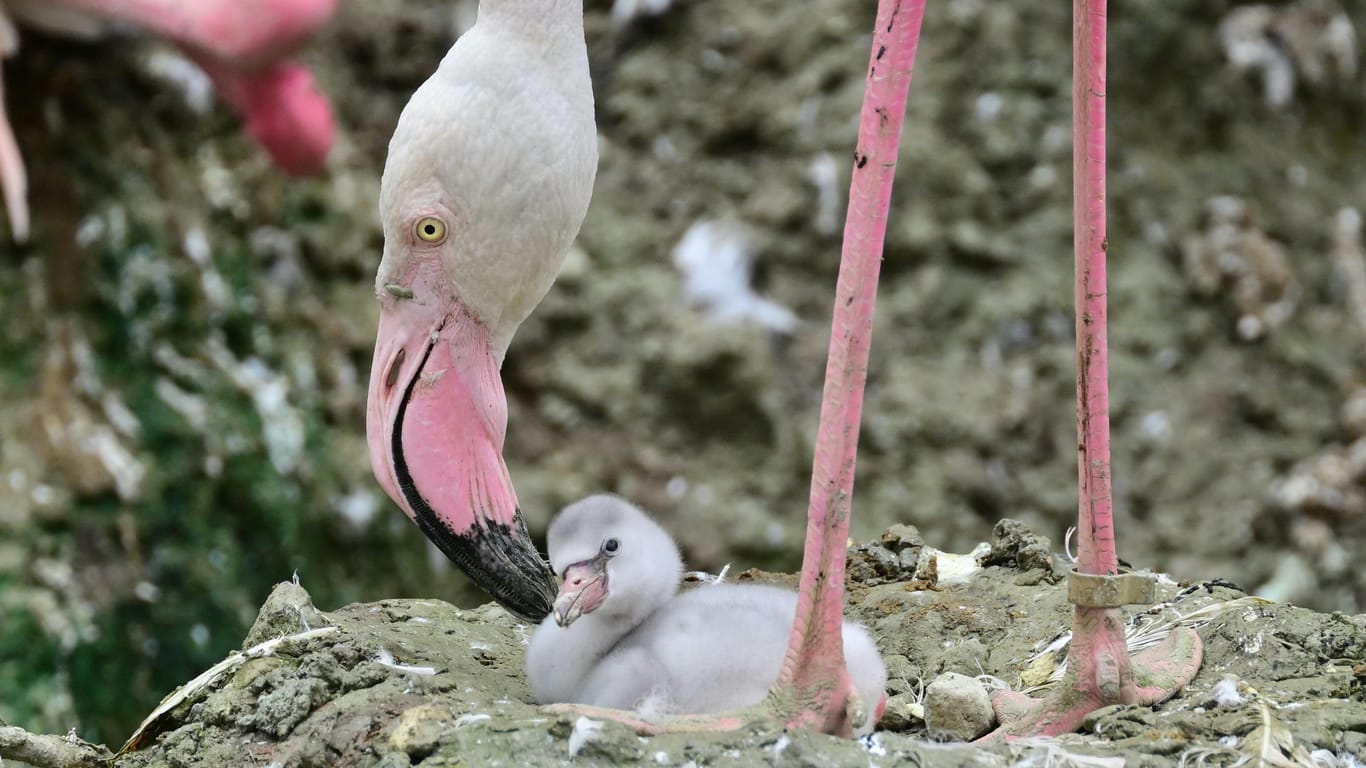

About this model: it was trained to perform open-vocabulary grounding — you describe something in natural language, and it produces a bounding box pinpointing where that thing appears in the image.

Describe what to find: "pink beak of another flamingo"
[0,0,337,240]
[198,59,333,176]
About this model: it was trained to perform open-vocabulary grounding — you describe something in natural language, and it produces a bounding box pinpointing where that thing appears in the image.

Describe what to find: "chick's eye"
[603,538,620,555]
[415,217,446,243]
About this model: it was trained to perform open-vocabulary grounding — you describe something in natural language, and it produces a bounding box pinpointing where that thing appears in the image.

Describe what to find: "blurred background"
[0,0,1363,746]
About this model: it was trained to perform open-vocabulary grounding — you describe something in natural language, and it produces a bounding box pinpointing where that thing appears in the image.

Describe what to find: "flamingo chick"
[527,495,888,735]
[365,0,597,621]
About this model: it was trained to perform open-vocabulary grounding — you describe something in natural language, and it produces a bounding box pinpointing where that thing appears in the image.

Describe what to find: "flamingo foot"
[770,659,873,736]
[977,607,1203,741]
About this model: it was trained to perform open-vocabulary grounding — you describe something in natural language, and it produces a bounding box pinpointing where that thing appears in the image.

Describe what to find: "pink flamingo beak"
[200,61,334,176]
[34,0,339,176]
[365,261,556,621]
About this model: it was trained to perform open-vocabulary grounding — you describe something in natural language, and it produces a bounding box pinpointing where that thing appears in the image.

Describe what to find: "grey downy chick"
[526,494,888,734]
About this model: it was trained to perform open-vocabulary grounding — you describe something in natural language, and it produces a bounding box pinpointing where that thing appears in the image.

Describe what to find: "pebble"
[923,672,994,742]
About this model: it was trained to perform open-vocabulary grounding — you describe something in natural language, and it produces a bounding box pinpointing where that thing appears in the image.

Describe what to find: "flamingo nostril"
[385,348,406,388]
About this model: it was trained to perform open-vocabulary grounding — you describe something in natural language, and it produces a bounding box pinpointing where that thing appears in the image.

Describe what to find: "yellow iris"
[415,217,446,243]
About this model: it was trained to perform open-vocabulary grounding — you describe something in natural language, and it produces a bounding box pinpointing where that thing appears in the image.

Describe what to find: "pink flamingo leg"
[769,0,926,737]
[41,0,336,68]
[0,61,29,242]
[979,0,1202,740]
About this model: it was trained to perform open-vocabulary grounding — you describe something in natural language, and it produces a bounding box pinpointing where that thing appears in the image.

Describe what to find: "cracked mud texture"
[0,0,1365,756]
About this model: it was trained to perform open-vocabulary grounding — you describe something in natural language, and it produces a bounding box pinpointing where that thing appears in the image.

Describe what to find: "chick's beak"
[552,557,609,628]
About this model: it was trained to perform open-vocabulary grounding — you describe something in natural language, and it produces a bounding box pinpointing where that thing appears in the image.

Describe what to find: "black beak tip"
[413,511,557,623]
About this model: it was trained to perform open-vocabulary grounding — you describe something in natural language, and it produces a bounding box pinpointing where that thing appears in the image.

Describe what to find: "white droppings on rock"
[672,220,799,334]
[1220,7,1297,107]
[133,581,161,603]
[805,153,841,235]
[89,427,145,501]
[1140,410,1172,443]
[612,0,671,25]
[936,543,989,583]
[30,483,56,507]
[74,214,105,247]
[764,521,785,546]
[653,136,679,163]
[766,734,790,757]
[207,341,304,475]
[860,732,887,756]
[974,92,1003,124]
[183,226,231,315]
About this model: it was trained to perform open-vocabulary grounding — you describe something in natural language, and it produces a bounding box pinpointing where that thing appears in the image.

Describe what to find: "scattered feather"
[567,716,604,758]
[1211,675,1245,708]
[373,647,438,676]
[1239,700,1317,768]
[1023,595,1271,691]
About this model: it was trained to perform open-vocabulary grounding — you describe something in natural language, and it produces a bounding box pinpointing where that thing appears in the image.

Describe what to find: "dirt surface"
[0,0,1364,756]
[107,523,1366,767]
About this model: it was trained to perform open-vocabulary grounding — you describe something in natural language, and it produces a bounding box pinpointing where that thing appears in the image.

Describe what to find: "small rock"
[923,672,993,742]
[937,638,990,678]
[242,581,331,648]
[386,704,455,762]
[981,519,1057,577]
[881,524,924,553]
[847,543,906,585]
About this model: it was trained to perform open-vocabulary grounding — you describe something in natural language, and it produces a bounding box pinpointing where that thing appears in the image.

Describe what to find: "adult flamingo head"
[364,0,597,621]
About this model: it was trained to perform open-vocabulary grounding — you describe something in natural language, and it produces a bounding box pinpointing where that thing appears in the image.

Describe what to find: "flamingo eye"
[415,217,446,243]
[603,538,620,555]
